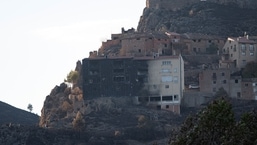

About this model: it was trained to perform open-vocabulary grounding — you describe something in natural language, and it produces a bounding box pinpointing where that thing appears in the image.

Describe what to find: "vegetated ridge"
[0,101,39,125]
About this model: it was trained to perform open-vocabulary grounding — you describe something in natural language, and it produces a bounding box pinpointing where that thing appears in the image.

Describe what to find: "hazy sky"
[0,0,145,115]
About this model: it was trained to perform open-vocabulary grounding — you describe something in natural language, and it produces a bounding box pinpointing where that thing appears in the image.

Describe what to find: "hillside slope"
[138,2,257,36]
[0,101,39,125]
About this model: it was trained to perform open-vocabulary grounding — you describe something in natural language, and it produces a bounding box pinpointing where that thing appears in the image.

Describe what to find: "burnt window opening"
[113,69,125,73]
[89,61,99,67]
[150,96,161,102]
[113,76,125,82]
[138,97,148,102]
[113,60,124,67]
[89,69,99,75]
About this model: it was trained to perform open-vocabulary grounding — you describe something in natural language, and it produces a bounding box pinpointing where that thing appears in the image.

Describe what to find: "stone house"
[241,78,257,100]
[179,33,225,55]
[199,68,231,96]
[119,32,171,57]
[220,36,257,69]
[96,28,172,57]
[82,55,184,114]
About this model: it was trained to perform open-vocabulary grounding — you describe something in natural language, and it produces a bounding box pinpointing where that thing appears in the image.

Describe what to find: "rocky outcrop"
[138,1,257,36]
[39,83,85,129]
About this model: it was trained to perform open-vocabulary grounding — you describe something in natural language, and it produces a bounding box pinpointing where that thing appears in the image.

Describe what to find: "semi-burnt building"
[82,55,184,114]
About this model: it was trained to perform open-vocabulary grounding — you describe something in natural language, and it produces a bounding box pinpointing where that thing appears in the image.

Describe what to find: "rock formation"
[138,1,257,36]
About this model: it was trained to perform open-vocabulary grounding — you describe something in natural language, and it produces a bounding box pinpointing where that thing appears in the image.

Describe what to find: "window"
[163,96,173,101]
[162,61,171,65]
[174,95,179,101]
[174,68,178,73]
[173,76,178,83]
[237,92,241,98]
[138,49,141,53]
[241,45,246,55]
[230,54,233,57]
[164,44,167,47]
[162,76,172,82]
[153,85,157,89]
[222,80,227,84]
[235,79,238,83]
[221,72,225,76]
[212,73,217,80]
[213,88,216,92]
[166,105,169,109]
[250,52,254,56]
[233,45,236,52]
[242,60,246,65]
[165,85,169,89]
[249,45,254,51]
[136,38,140,40]
[213,81,216,84]
[161,69,171,73]
[245,83,249,87]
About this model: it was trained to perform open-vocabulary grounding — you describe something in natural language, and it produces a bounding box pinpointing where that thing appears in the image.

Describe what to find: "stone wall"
[146,0,257,10]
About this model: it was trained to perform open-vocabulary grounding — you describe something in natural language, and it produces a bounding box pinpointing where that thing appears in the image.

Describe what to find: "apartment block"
[82,55,184,114]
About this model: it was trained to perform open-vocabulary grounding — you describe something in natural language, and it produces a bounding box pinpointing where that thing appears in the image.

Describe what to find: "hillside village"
[83,27,257,114]
[2,0,257,144]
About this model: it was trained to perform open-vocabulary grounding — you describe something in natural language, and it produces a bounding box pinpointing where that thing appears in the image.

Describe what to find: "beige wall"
[145,56,184,114]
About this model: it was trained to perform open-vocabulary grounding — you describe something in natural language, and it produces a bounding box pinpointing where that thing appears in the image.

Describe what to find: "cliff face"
[138,1,257,36]
[146,0,257,10]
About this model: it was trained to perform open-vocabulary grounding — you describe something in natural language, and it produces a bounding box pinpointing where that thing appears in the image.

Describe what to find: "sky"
[0,0,146,115]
